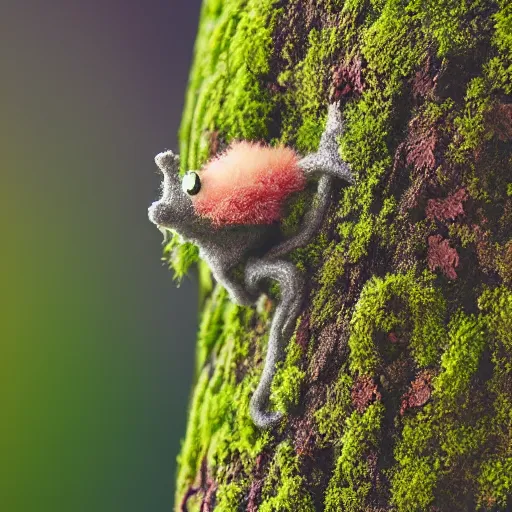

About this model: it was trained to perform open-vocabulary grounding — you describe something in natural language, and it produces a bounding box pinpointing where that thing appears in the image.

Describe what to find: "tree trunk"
[170,1,511,510]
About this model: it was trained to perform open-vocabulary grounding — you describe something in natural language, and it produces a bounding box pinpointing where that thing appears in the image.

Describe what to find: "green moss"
[441,420,488,461]
[294,28,345,152]
[476,286,512,508]
[450,76,494,163]
[375,196,398,246]
[361,1,423,86]
[215,480,247,512]
[449,33,512,166]
[293,232,330,273]
[478,285,512,356]
[324,403,384,512]
[390,311,488,512]
[216,0,281,141]
[477,457,512,510]
[196,286,228,370]
[163,233,200,281]
[204,304,270,468]
[390,408,441,512]
[279,26,345,151]
[348,270,446,375]
[259,441,316,512]
[493,1,512,61]
[434,311,486,405]
[407,0,492,58]
[448,223,477,248]
[271,332,306,413]
[341,211,375,263]
[311,241,347,326]
[314,371,353,447]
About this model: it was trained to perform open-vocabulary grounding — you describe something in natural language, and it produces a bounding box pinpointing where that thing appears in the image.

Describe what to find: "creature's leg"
[245,258,305,428]
[266,174,333,259]
[266,103,354,260]
[298,101,354,183]
[207,255,258,306]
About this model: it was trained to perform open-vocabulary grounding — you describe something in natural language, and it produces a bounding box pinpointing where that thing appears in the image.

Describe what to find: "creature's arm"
[245,258,305,428]
[298,101,354,183]
[266,102,354,260]
[266,174,333,259]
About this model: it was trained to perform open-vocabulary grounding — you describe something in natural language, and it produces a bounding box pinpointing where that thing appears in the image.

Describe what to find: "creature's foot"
[297,100,355,184]
[298,153,354,184]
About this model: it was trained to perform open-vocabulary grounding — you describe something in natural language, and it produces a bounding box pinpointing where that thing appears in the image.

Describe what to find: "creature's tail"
[245,259,305,429]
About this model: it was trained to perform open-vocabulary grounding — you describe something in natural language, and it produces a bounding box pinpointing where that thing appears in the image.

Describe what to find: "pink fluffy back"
[193,141,305,226]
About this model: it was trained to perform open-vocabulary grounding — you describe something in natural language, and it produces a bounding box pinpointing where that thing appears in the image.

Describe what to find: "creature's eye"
[181,171,201,196]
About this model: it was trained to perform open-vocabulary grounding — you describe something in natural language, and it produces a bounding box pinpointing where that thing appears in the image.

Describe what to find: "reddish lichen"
[426,188,468,221]
[427,234,460,280]
[295,314,311,351]
[247,454,267,512]
[405,117,438,173]
[400,370,434,415]
[330,58,365,102]
[411,55,440,100]
[351,376,382,413]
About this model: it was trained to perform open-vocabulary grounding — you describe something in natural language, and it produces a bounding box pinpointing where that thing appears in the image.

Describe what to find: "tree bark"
[170,1,512,510]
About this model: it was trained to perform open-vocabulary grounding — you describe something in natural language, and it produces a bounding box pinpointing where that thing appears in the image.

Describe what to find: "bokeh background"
[1,1,203,510]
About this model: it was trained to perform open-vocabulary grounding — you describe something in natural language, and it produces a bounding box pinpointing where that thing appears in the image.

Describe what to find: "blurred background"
[0,0,202,510]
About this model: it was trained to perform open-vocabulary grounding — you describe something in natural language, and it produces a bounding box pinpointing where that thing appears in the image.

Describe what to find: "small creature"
[148,102,354,428]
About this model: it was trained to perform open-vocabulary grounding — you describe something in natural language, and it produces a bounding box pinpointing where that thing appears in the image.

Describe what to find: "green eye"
[182,171,201,195]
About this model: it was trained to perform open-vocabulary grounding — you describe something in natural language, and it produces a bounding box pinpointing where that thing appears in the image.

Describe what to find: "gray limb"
[266,103,354,259]
[245,258,305,428]
[206,253,257,306]
[266,174,333,259]
[298,101,355,184]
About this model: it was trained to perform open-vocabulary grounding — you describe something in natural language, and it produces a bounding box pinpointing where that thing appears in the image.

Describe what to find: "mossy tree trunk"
[170,1,512,510]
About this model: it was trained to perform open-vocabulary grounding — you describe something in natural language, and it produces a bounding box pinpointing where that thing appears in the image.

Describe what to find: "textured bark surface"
[168,1,512,510]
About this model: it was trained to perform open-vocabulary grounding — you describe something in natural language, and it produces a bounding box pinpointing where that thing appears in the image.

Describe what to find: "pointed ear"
[155,150,180,174]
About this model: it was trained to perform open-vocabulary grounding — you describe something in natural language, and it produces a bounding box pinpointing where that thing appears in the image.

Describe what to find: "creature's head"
[148,150,197,231]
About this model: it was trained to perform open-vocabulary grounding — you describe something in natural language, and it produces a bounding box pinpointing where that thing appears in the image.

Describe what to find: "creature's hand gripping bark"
[148,102,354,428]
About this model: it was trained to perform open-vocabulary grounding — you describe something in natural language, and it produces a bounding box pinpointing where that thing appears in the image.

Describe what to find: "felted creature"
[148,102,354,428]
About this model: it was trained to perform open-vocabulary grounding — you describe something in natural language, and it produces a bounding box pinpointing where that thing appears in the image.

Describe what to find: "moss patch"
[324,403,385,511]
[259,441,316,512]
[348,270,446,375]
